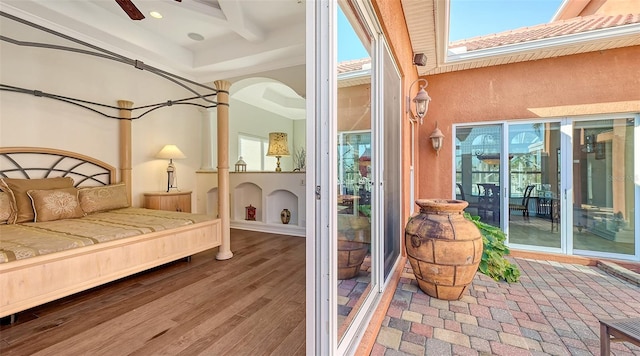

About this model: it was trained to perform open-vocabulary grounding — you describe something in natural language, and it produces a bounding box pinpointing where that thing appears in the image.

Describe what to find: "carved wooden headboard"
[0,147,116,187]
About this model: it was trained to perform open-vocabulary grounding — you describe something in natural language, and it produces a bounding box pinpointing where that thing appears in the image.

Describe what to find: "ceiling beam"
[218,0,265,42]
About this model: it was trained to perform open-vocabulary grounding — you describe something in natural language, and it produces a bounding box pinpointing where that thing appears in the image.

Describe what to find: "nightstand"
[143,191,192,213]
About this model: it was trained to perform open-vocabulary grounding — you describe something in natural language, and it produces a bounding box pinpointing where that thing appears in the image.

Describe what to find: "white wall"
[0,35,205,208]
[228,97,297,172]
[293,119,307,168]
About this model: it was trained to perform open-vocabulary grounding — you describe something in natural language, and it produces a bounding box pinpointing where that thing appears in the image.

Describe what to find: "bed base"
[0,219,221,318]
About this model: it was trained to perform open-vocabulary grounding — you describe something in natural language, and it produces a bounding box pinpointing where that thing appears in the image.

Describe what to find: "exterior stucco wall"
[416,46,640,199]
[338,84,371,132]
[371,0,421,223]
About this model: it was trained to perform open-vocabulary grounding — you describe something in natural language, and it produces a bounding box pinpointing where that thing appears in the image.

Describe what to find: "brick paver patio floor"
[371,258,640,356]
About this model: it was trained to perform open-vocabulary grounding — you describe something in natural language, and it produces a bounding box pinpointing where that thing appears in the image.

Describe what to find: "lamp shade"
[155,144,186,160]
[266,132,290,157]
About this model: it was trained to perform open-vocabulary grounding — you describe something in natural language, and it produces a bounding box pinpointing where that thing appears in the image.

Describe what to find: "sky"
[338,0,563,62]
[449,0,563,42]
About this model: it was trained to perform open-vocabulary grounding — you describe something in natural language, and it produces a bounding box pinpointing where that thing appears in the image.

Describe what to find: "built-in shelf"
[234,182,263,221]
[267,189,298,225]
[196,171,306,237]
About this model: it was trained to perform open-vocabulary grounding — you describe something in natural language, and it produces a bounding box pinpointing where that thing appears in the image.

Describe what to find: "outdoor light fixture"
[155,144,186,192]
[413,53,427,66]
[266,132,290,172]
[407,78,432,125]
[429,123,445,156]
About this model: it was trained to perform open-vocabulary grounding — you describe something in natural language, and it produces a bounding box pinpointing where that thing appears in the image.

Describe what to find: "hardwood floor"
[0,229,306,355]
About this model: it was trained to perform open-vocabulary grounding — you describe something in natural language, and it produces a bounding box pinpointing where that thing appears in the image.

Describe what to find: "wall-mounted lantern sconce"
[407,78,432,125]
[429,123,445,156]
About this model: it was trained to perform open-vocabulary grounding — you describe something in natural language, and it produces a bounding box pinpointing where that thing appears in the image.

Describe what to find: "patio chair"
[456,183,479,215]
[477,183,499,222]
[456,183,466,201]
[509,185,535,222]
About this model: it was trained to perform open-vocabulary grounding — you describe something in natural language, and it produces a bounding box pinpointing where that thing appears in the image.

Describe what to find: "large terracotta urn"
[405,199,483,300]
[337,215,370,279]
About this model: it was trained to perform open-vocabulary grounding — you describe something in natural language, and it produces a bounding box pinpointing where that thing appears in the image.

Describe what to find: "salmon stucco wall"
[416,45,640,200]
[338,84,372,132]
[372,0,422,223]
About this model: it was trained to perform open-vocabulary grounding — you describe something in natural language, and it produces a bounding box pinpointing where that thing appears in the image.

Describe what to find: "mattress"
[0,208,214,263]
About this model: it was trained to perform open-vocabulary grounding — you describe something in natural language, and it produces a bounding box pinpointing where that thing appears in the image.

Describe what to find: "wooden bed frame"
[0,147,222,318]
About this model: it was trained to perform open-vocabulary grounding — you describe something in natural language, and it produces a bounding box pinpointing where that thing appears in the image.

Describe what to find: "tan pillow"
[78,183,129,214]
[0,191,13,224]
[1,177,75,223]
[27,187,85,222]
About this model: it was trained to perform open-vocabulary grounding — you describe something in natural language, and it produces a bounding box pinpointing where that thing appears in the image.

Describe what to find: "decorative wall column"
[200,107,217,171]
[117,100,133,204]
[214,80,233,260]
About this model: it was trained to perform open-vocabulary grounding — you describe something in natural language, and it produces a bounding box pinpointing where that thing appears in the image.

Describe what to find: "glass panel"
[572,118,635,255]
[455,125,502,227]
[336,6,372,340]
[507,123,561,248]
[382,42,401,279]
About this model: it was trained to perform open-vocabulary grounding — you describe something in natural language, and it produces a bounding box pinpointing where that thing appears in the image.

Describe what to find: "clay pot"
[337,240,368,279]
[337,215,370,279]
[405,199,483,300]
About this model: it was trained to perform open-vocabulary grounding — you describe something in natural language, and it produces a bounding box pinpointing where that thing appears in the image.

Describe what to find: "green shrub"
[465,213,520,283]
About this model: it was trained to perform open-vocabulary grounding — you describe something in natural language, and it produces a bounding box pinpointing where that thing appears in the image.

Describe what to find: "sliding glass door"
[454,116,638,260]
[571,118,636,257]
[507,122,561,250]
[336,5,373,343]
[455,125,502,228]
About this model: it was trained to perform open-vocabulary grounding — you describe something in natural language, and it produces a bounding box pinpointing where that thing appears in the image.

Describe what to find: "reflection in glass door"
[507,123,562,250]
[572,118,636,257]
[455,125,502,228]
[336,6,372,341]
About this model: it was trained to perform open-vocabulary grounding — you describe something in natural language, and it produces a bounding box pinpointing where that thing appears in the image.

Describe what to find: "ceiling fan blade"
[115,0,145,20]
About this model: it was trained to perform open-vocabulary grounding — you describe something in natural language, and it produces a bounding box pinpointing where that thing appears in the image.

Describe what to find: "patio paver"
[371,258,640,356]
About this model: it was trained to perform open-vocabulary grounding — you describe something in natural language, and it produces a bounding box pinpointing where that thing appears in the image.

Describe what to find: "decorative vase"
[280,208,291,224]
[337,240,368,279]
[337,215,370,279]
[405,199,483,300]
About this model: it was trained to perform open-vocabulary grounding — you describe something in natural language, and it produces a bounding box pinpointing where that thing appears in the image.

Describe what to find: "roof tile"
[449,13,640,51]
[337,58,371,73]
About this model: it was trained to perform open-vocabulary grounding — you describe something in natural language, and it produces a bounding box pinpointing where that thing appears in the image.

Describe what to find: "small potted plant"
[293,147,306,172]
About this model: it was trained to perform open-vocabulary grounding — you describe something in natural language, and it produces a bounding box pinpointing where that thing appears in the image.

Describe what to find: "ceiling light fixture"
[150,11,163,19]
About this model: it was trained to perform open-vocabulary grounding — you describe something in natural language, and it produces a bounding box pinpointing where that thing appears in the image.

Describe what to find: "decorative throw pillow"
[0,177,75,223]
[78,183,129,214]
[0,191,13,224]
[27,187,85,222]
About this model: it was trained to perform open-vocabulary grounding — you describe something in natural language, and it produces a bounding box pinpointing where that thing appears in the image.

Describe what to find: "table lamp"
[266,132,290,172]
[155,144,186,192]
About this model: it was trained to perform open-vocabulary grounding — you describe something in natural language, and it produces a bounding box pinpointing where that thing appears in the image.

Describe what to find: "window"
[238,134,276,171]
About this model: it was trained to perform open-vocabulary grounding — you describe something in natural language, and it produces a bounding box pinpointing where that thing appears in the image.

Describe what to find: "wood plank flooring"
[0,229,306,356]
